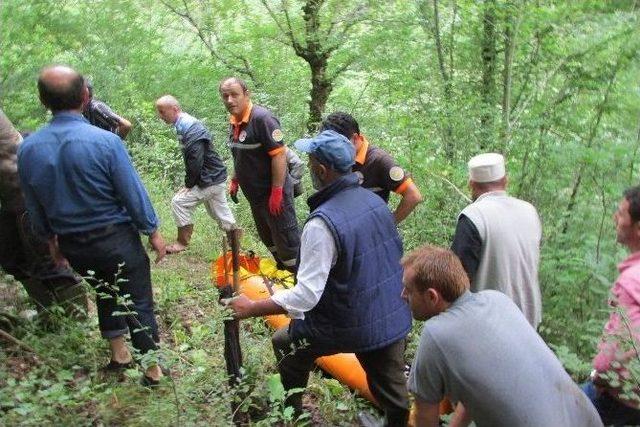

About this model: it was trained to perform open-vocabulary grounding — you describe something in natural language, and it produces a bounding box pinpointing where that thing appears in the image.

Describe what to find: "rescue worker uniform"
[227,102,300,271]
[353,136,414,203]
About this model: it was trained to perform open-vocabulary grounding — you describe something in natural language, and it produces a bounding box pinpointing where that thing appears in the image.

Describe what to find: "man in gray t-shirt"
[401,245,602,427]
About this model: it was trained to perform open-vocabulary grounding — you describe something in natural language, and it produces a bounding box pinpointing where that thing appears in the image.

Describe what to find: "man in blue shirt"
[18,65,166,385]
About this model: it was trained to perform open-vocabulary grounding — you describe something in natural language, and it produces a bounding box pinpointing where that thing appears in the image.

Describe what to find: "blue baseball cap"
[294,130,355,173]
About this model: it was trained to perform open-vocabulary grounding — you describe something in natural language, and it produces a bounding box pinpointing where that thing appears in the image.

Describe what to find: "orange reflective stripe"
[268,146,286,157]
[355,135,369,165]
[394,177,413,195]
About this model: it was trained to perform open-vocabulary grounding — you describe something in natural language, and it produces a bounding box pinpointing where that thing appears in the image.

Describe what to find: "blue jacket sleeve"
[108,141,159,235]
[17,146,54,237]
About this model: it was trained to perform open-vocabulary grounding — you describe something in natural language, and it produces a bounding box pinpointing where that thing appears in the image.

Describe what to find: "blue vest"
[290,173,411,352]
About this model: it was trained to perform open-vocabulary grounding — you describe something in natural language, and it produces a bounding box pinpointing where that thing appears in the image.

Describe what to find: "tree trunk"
[418,0,455,161]
[307,59,332,132]
[480,0,497,150]
[432,0,455,160]
[561,54,625,235]
[501,2,518,149]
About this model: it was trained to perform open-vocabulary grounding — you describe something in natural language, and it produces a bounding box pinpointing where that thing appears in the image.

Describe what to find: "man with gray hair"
[156,95,236,253]
[451,153,542,327]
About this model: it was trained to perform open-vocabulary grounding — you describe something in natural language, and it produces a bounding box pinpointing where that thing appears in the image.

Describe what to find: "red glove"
[268,186,284,216]
[229,177,239,203]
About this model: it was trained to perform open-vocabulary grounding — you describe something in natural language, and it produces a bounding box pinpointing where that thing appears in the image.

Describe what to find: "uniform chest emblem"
[239,130,247,142]
[272,129,284,142]
[389,166,404,182]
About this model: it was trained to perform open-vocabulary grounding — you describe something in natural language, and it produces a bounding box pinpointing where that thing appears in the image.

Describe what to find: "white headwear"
[468,153,505,183]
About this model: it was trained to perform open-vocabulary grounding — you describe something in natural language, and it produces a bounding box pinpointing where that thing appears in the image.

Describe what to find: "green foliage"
[2,0,640,423]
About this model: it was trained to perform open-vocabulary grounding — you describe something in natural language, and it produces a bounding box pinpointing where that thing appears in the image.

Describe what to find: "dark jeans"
[249,196,300,273]
[58,222,158,354]
[583,380,640,426]
[272,327,409,426]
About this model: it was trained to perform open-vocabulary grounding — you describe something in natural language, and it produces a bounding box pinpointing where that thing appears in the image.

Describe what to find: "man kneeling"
[228,130,411,426]
[402,245,602,427]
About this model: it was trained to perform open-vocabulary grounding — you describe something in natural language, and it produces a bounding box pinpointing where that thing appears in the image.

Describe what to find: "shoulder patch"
[272,129,284,142]
[389,166,405,182]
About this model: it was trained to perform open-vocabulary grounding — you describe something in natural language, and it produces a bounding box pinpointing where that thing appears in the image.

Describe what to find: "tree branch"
[159,0,259,86]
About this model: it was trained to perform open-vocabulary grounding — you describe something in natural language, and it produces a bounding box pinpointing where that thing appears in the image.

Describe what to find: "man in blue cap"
[227,130,412,426]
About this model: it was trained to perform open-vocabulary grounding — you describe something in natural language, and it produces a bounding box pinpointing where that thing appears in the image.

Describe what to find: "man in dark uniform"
[219,77,300,272]
[320,112,423,224]
[83,79,132,139]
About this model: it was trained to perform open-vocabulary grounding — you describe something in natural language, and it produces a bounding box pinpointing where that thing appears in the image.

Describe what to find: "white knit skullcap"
[468,153,505,183]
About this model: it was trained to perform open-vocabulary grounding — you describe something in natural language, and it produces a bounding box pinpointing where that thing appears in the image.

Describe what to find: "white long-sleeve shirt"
[271,217,337,319]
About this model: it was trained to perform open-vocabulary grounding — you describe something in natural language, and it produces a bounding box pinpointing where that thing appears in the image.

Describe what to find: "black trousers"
[249,195,300,273]
[58,222,158,354]
[272,327,410,426]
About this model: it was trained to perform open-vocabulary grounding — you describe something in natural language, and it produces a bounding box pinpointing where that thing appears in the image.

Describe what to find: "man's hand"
[449,402,472,427]
[222,294,286,319]
[223,294,255,319]
[47,235,70,269]
[268,186,284,216]
[148,230,166,264]
[229,177,239,203]
[117,117,132,139]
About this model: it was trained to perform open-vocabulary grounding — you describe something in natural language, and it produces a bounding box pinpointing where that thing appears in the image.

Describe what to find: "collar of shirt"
[474,190,508,202]
[52,111,88,123]
[449,290,473,310]
[174,111,198,135]
[355,135,369,165]
[229,101,253,126]
[618,251,640,274]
